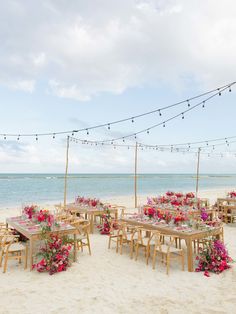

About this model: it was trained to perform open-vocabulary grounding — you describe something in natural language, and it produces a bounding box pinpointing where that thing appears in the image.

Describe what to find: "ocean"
[0,173,235,208]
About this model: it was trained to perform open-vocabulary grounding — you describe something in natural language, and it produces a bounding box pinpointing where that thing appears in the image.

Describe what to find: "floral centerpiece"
[23,205,38,219]
[174,211,188,225]
[75,195,102,207]
[200,208,209,221]
[228,191,236,198]
[157,210,173,224]
[143,206,157,219]
[33,235,72,275]
[33,209,55,232]
[195,240,233,277]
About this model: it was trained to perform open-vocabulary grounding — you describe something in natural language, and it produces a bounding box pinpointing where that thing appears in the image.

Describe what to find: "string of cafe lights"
[68,134,236,154]
[92,84,235,144]
[0,81,235,141]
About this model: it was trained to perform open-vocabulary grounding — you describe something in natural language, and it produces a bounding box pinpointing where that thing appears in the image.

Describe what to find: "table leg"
[73,233,77,262]
[89,214,94,234]
[29,238,33,271]
[186,238,193,272]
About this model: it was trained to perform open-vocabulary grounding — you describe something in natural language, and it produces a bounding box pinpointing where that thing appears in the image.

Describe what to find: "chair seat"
[138,237,155,246]
[5,243,26,253]
[76,235,87,241]
[156,244,182,254]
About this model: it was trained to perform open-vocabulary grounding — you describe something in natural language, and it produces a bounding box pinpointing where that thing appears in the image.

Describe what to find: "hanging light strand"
[0,81,235,139]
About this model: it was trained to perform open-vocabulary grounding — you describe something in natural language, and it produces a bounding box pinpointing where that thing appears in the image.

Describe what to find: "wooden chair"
[120,224,138,259]
[152,232,184,275]
[223,206,236,223]
[135,228,155,264]
[74,222,91,255]
[108,220,124,253]
[0,235,28,273]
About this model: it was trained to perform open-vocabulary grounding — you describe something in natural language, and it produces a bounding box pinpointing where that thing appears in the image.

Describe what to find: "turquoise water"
[0,173,235,207]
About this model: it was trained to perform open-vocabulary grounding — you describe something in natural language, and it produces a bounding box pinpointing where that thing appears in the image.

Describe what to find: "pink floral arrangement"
[228,191,236,198]
[33,235,72,275]
[166,191,175,197]
[200,208,209,221]
[157,210,173,224]
[171,199,182,207]
[144,207,156,218]
[34,210,55,231]
[147,191,196,208]
[174,212,188,225]
[75,196,101,207]
[186,192,195,199]
[196,240,233,277]
[23,205,37,219]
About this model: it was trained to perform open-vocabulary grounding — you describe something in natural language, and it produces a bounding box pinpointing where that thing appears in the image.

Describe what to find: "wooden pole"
[134,142,138,208]
[63,136,70,208]
[196,147,201,200]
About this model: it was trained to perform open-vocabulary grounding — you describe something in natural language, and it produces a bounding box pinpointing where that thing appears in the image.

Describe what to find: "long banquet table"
[6,217,77,271]
[65,204,118,233]
[121,218,223,272]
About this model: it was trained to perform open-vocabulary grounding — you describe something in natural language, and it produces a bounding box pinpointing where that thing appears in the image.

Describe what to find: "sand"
[0,188,236,314]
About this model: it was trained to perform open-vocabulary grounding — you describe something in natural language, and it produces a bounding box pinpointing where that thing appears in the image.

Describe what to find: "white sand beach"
[0,189,236,314]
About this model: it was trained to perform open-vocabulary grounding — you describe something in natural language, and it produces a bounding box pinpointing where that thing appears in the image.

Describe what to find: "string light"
[0,82,235,141]
[182,113,184,119]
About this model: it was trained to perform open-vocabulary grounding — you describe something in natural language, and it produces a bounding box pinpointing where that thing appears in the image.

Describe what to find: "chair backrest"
[136,228,153,245]
[0,234,18,253]
[153,232,177,253]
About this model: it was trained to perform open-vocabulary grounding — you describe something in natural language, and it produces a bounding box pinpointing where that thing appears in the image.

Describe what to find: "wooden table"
[122,218,222,272]
[6,217,77,271]
[66,204,118,233]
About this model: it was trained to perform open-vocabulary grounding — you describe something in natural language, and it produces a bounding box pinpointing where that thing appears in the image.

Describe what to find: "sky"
[0,0,236,173]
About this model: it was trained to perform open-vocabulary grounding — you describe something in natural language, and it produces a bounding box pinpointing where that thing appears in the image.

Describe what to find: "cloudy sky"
[0,0,236,173]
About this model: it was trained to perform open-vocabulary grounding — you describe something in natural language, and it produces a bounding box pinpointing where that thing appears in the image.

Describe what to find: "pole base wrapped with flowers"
[195,239,233,277]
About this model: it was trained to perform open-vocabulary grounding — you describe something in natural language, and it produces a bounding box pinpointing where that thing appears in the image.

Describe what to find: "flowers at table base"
[97,209,113,235]
[33,235,72,275]
[195,240,233,277]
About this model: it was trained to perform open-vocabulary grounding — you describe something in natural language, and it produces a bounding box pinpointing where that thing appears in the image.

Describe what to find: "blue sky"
[0,0,236,173]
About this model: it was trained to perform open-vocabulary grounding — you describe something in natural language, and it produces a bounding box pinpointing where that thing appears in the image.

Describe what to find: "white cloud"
[0,0,235,98]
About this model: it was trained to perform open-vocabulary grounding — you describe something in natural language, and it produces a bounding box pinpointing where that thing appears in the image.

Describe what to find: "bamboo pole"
[63,136,70,208]
[134,142,138,208]
[196,147,201,200]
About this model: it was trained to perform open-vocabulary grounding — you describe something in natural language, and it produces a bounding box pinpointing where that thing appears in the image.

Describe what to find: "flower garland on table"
[195,240,233,277]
